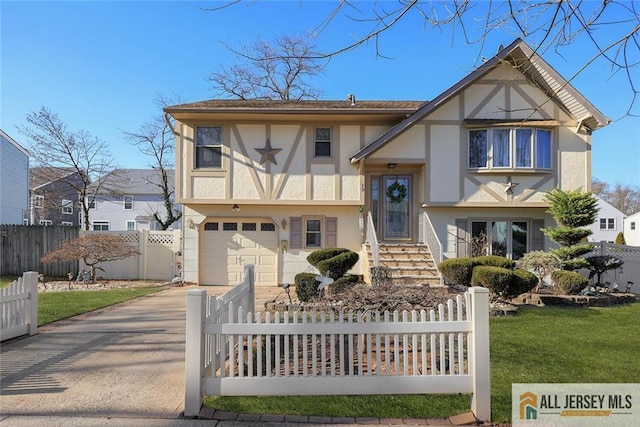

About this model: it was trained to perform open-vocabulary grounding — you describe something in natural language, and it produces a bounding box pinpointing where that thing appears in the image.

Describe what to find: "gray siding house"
[86,169,181,231]
[0,130,30,224]
[26,167,85,226]
[587,197,626,243]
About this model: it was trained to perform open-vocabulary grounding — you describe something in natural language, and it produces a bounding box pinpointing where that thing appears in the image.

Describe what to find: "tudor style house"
[165,39,609,287]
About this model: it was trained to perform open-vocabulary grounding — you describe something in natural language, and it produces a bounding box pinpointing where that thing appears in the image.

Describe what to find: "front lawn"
[206,302,640,423]
[38,287,166,326]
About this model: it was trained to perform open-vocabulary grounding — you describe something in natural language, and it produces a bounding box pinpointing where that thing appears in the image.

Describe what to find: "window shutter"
[455,219,468,257]
[326,217,337,247]
[290,217,302,249]
[531,219,545,251]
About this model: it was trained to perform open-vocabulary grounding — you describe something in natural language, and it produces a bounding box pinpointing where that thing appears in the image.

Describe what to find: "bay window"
[468,128,552,170]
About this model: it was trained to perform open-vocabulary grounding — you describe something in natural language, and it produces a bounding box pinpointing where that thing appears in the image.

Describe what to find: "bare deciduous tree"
[592,178,640,215]
[41,233,139,283]
[208,1,640,115]
[123,95,182,230]
[18,107,118,230]
[208,34,325,100]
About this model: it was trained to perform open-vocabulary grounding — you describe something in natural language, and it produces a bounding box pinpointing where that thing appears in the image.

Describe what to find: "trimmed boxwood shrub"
[507,269,538,298]
[316,251,359,280]
[295,272,319,302]
[473,255,516,270]
[307,248,351,267]
[438,257,475,286]
[471,266,513,296]
[329,274,359,294]
[552,270,588,295]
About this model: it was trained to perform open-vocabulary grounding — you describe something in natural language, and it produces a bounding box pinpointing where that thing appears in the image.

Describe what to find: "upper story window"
[123,195,133,210]
[600,218,615,230]
[62,199,73,215]
[314,127,332,157]
[468,128,551,170]
[33,195,44,208]
[631,221,636,231]
[196,126,222,168]
[87,195,96,210]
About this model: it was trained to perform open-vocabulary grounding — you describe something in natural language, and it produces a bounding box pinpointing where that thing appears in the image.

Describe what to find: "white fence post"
[185,289,206,417]
[244,264,255,315]
[25,271,39,335]
[468,286,491,422]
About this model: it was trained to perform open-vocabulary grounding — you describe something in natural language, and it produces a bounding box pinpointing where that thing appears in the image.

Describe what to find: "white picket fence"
[185,265,491,421]
[1,271,39,342]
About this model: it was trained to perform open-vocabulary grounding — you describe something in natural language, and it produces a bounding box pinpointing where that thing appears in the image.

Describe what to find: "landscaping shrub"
[473,255,516,270]
[295,273,319,302]
[306,248,351,267]
[471,266,513,296]
[329,274,359,294]
[518,251,560,289]
[507,269,538,298]
[316,250,359,280]
[551,270,588,295]
[438,257,475,286]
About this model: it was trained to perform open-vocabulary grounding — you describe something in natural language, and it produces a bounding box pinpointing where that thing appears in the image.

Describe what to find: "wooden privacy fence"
[1,271,38,342]
[0,225,79,276]
[185,265,491,422]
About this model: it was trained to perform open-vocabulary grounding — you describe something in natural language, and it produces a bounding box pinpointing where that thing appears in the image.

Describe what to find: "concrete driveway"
[1,286,191,425]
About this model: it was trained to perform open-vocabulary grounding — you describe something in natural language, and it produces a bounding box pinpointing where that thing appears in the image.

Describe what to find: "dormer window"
[468,128,552,170]
[196,126,222,168]
[314,127,332,157]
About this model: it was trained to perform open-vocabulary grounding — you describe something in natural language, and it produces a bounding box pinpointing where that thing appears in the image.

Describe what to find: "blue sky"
[2,1,639,185]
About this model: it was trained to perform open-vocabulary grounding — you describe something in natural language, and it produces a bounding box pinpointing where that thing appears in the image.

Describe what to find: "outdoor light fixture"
[281,218,287,230]
[232,204,240,212]
[387,163,397,169]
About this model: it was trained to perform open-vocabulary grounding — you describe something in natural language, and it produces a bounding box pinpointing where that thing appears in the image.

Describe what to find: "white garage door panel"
[200,220,278,287]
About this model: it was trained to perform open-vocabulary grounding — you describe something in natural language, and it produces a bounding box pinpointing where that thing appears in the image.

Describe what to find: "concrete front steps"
[368,243,442,286]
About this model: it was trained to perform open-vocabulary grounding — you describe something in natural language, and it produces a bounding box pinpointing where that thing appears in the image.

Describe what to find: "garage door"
[200,218,278,287]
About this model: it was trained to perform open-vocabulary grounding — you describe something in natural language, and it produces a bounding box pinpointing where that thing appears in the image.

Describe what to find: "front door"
[371,175,412,241]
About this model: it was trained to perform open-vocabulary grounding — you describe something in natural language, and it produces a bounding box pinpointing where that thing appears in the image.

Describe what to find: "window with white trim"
[61,221,73,226]
[599,218,615,230]
[34,195,44,208]
[39,220,52,226]
[126,220,136,231]
[314,127,332,157]
[62,199,73,214]
[92,221,109,231]
[195,126,222,168]
[123,195,133,210]
[631,221,636,230]
[468,128,552,170]
[305,218,323,248]
[88,195,96,210]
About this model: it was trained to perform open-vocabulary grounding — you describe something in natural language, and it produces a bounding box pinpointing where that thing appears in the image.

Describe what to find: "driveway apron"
[1,286,189,420]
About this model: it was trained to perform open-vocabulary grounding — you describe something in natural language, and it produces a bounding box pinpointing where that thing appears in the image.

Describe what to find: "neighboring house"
[165,38,610,287]
[86,168,181,231]
[25,167,84,226]
[587,197,626,243]
[0,129,30,224]
[623,212,640,246]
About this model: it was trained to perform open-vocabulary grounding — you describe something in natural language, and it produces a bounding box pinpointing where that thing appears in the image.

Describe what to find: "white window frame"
[39,219,52,226]
[468,128,552,170]
[314,127,332,158]
[92,221,110,231]
[631,221,636,231]
[87,195,96,210]
[62,199,73,215]
[61,221,74,226]
[304,217,323,249]
[126,220,136,231]
[123,195,133,210]
[195,126,223,169]
[599,218,615,230]
[33,194,44,208]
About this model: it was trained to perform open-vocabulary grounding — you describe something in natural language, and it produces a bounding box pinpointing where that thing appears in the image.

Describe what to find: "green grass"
[38,287,166,326]
[1,275,19,288]
[205,302,640,423]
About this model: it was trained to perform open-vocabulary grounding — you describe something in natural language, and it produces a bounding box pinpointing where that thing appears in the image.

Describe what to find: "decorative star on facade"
[504,180,519,195]
[255,138,282,165]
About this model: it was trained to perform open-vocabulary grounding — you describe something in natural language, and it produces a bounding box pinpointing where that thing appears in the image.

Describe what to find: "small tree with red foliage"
[41,234,139,283]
